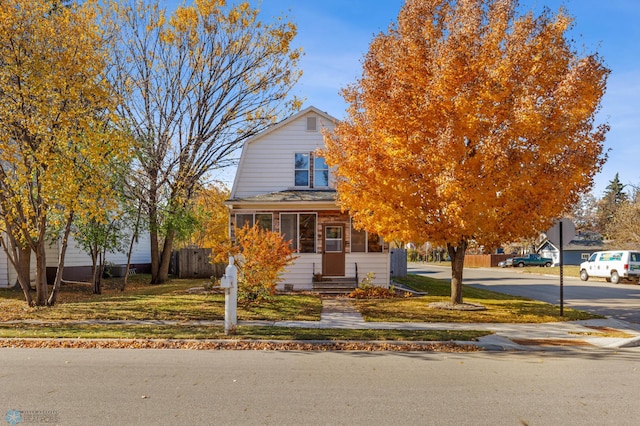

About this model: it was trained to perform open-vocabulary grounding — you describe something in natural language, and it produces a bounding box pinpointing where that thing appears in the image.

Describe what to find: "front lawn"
[0,275,321,322]
[357,274,601,323]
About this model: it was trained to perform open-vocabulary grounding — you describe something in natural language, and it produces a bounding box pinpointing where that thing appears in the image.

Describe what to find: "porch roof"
[225,189,338,209]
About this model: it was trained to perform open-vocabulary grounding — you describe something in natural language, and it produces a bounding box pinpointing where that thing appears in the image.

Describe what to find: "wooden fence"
[171,248,225,279]
[464,254,513,268]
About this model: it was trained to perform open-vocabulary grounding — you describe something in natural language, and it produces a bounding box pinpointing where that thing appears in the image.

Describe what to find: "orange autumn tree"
[213,224,296,304]
[323,0,609,305]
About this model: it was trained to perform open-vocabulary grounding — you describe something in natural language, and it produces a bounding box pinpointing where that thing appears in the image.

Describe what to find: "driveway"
[408,262,640,324]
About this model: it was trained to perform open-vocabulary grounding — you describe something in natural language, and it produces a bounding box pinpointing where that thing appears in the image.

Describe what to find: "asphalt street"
[2,348,640,425]
[408,262,640,324]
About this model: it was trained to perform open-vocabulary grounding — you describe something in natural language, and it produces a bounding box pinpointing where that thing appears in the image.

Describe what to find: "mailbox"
[219,274,231,288]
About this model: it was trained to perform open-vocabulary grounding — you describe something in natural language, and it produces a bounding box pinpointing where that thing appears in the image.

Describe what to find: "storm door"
[322,224,345,276]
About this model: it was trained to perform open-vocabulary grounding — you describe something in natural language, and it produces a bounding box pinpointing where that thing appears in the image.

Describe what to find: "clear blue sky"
[174,0,640,197]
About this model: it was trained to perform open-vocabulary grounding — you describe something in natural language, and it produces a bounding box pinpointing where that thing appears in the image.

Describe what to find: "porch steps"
[312,277,358,295]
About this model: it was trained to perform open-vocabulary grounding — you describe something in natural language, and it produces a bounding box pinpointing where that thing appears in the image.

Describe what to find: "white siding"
[278,254,322,290]
[1,234,38,288]
[7,255,37,288]
[276,253,390,290]
[233,110,335,198]
[0,247,8,288]
[46,231,151,267]
[346,253,390,288]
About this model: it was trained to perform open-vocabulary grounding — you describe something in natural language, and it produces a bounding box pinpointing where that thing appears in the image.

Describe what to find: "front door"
[322,224,345,277]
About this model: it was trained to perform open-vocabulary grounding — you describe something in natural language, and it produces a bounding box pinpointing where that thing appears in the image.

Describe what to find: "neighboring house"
[0,233,37,289]
[45,232,152,283]
[224,106,390,291]
[539,238,605,266]
[1,230,152,288]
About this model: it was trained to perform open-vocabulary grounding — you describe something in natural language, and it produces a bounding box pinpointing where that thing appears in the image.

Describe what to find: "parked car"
[498,258,513,268]
[579,250,640,284]
[503,253,553,268]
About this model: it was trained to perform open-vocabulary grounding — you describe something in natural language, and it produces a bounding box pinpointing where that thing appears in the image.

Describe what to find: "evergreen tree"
[596,173,628,236]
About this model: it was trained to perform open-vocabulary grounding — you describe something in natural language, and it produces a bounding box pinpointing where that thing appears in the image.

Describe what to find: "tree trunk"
[16,244,31,288]
[94,251,104,295]
[122,202,142,291]
[0,231,33,305]
[90,242,99,295]
[48,213,74,306]
[447,240,468,305]
[149,196,161,283]
[15,244,32,305]
[34,241,49,306]
[152,227,175,284]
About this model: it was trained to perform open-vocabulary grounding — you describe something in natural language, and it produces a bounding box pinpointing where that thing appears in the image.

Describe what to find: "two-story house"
[225,106,390,292]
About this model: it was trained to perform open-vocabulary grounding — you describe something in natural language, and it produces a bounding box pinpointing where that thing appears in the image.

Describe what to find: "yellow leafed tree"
[0,0,132,306]
[323,0,609,305]
[174,183,230,249]
[107,0,302,285]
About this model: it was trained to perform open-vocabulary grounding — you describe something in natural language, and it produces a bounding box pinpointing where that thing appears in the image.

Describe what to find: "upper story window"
[295,152,329,188]
[314,156,329,187]
[294,153,310,186]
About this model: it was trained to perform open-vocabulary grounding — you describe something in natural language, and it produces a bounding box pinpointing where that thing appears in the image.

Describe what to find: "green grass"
[518,265,580,277]
[363,274,601,323]
[0,275,321,322]
[0,272,600,341]
[0,323,489,342]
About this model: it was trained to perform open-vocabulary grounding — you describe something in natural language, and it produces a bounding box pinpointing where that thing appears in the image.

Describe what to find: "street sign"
[546,218,575,317]
[546,218,575,248]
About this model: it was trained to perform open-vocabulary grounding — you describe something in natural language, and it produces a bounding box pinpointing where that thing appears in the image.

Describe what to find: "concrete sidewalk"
[3,297,640,351]
[273,297,640,351]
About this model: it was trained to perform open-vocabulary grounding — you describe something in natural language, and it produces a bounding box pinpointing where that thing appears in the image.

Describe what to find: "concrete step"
[313,278,358,295]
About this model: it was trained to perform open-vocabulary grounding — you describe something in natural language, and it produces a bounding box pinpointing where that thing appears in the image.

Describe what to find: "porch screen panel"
[236,213,254,228]
[299,214,316,253]
[256,213,273,231]
[351,225,366,252]
[280,214,298,251]
[368,233,383,252]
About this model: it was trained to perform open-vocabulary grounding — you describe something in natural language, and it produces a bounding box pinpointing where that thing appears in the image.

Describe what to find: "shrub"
[348,272,399,299]
[213,224,297,305]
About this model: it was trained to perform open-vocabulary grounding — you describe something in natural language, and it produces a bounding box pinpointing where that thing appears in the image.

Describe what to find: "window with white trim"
[294,153,310,187]
[280,213,316,253]
[314,156,329,187]
[294,152,330,188]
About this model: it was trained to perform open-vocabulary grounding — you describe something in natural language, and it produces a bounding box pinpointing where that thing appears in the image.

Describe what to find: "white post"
[224,256,238,335]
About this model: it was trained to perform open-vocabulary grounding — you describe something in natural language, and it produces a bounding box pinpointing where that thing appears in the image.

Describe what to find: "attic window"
[306,116,317,132]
